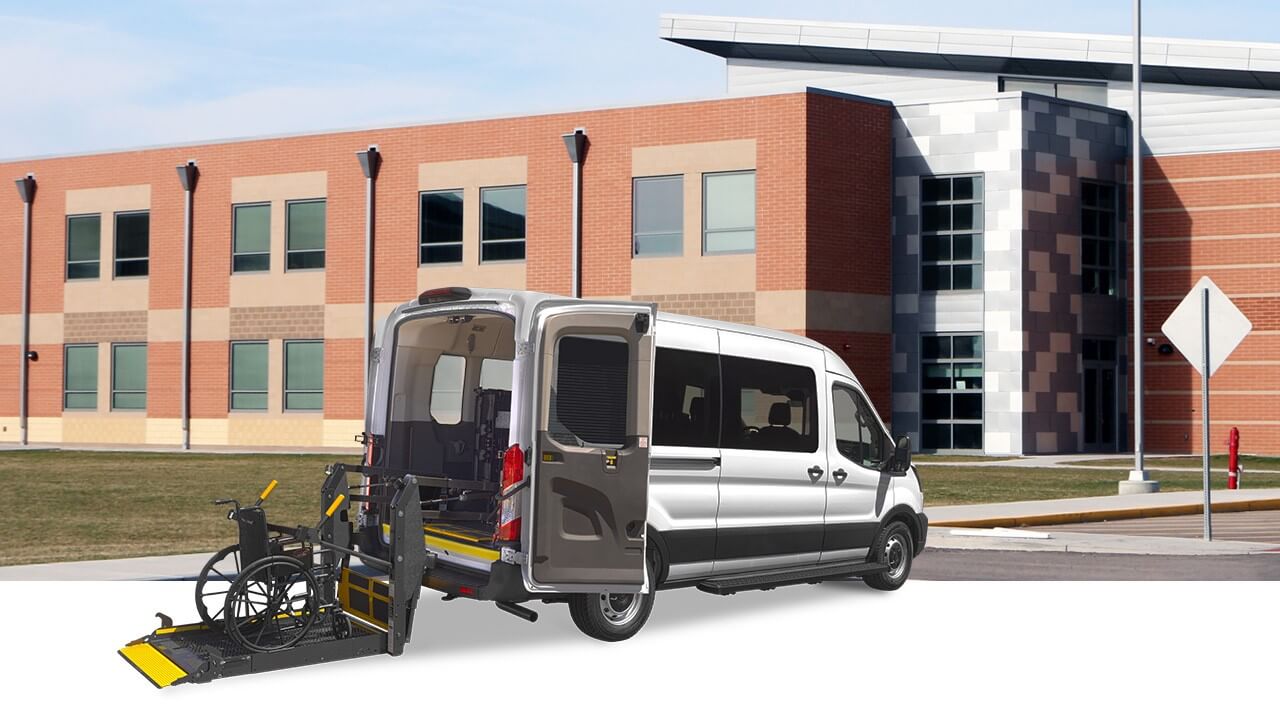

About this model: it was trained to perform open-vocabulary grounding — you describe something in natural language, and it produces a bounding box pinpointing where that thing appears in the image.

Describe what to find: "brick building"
[3,15,1279,455]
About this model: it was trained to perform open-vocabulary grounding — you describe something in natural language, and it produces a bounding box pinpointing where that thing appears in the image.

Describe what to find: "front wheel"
[863,521,914,591]
[567,554,656,642]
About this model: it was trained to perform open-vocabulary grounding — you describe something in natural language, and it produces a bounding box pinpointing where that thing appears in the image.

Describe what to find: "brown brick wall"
[63,310,148,343]
[634,292,755,324]
[229,305,325,340]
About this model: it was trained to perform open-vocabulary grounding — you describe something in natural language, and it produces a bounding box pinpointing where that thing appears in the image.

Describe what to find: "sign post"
[1161,276,1252,541]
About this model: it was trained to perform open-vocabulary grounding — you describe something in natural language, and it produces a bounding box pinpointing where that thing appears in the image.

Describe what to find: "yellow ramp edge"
[381,523,500,562]
[119,643,187,689]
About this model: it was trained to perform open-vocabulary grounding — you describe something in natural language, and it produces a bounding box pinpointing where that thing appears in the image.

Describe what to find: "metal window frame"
[632,174,684,258]
[701,169,756,256]
[228,340,269,412]
[112,209,150,279]
[919,333,984,453]
[920,174,984,293]
[418,189,465,265]
[65,213,102,281]
[283,339,324,412]
[998,75,1108,97]
[110,342,147,412]
[62,343,99,411]
[479,184,527,264]
[231,202,272,274]
[284,198,326,272]
[1080,180,1118,296]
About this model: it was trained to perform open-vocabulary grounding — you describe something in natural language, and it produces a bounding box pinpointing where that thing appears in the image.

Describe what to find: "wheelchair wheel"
[195,544,240,628]
[224,555,318,652]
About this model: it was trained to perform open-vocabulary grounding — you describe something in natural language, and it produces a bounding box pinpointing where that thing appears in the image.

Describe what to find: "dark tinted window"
[550,336,629,446]
[420,190,464,264]
[920,175,982,291]
[233,203,270,273]
[114,212,149,277]
[652,347,719,448]
[720,355,817,453]
[481,186,526,262]
[286,200,326,270]
[67,215,101,280]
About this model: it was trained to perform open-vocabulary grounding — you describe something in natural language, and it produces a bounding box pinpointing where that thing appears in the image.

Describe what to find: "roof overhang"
[661,15,1280,91]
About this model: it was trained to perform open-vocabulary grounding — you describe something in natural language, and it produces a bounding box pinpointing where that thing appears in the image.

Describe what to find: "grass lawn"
[1060,455,1280,470]
[920,464,1280,506]
[1,450,350,566]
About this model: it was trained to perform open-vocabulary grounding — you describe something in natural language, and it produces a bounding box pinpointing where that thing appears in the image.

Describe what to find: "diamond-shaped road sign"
[1161,276,1253,376]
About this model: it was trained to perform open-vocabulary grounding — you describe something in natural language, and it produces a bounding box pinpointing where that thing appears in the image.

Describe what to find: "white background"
[3,579,1275,713]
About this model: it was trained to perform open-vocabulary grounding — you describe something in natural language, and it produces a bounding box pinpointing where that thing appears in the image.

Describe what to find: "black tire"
[568,552,657,642]
[224,555,318,652]
[864,521,914,591]
[195,544,240,628]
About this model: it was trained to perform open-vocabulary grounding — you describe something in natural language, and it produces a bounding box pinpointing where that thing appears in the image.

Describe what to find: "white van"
[357,287,926,641]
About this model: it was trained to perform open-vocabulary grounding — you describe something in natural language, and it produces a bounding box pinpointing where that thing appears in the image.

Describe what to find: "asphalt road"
[914,548,1280,580]
[1031,509,1280,543]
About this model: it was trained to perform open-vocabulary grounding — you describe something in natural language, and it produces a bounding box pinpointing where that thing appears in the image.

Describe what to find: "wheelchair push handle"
[256,479,279,506]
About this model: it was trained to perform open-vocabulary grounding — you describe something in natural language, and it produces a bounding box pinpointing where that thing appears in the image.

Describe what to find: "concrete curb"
[930,497,1280,529]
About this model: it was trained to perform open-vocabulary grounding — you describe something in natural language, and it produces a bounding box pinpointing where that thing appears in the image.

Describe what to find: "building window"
[480,186,526,262]
[920,334,983,451]
[64,344,98,410]
[284,340,323,410]
[999,76,1107,105]
[66,214,101,280]
[420,190,464,264]
[114,211,150,278]
[232,203,271,273]
[633,175,683,256]
[286,199,326,270]
[230,341,268,410]
[1082,181,1118,296]
[703,170,755,254]
[111,343,147,411]
[921,176,983,291]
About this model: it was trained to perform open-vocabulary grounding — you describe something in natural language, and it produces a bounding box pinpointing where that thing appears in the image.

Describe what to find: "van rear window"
[653,347,720,448]
[550,336,629,446]
[720,356,817,453]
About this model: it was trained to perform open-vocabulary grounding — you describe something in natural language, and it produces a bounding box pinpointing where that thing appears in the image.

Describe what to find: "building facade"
[3,15,1280,455]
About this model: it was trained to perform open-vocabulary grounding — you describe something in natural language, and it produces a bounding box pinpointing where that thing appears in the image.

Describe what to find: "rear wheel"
[568,552,657,642]
[864,521,913,591]
[224,556,318,652]
[195,544,240,627]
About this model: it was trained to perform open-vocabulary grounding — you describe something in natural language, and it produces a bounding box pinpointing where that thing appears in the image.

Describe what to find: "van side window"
[653,347,720,448]
[479,358,512,390]
[550,336,629,446]
[430,354,465,424]
[720,355,817,453]
[832,385,890,469]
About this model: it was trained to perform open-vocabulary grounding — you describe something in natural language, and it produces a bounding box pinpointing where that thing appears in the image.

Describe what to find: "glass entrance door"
[1082,339,1117,452]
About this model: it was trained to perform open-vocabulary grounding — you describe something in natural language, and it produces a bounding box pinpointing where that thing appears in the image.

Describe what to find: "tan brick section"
[63,311,148,343]
[633,292,755,324]
[229,306,325,340]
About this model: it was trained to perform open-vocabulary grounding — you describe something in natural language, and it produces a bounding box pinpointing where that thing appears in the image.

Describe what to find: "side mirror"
[885,435,911,476]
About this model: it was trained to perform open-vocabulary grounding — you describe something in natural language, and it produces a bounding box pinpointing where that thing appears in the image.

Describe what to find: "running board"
[696,562,887,596]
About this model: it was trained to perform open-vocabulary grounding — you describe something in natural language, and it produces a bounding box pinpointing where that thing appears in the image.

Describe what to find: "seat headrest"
[688,396,705,423]
[768,402,791,427]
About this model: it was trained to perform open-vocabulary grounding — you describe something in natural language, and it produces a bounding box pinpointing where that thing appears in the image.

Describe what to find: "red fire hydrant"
[1227,427,1241,490]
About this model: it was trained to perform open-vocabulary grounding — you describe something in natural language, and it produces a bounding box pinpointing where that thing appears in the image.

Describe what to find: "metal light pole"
[1123,0,1157,493]
[176,161,198,451]
[356,146,381,401]
[14,174,36,447]
[562,128,588,298]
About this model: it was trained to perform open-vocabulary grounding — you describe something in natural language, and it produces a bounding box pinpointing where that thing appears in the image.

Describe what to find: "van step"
[695,561,888,596]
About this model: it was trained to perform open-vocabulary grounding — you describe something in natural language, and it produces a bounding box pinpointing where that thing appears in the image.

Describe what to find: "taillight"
[496,445,524,543]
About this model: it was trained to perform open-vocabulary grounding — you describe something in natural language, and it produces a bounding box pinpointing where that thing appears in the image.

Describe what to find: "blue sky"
[2,1,1279,159]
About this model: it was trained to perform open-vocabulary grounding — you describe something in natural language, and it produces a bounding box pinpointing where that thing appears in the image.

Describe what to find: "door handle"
[807,465,825,480]
[832,468,848,483]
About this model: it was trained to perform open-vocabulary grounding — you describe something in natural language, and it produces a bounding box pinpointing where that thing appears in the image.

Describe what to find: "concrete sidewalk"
[928,528,1280,556]
[927,488,1280,528]
[0,552,213,581]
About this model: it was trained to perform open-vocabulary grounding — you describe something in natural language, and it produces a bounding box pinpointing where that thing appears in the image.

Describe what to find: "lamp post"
[356,146,381,400]
[14,174,36,446]
[1124,0,1157,493]
[176,161,199,451]
[562,128,588,298]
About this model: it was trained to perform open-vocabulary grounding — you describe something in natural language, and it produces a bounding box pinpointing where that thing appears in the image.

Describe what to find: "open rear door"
[527,304,655,593]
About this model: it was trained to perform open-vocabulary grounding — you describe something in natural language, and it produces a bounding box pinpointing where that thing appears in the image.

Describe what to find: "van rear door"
[526,304,655,593]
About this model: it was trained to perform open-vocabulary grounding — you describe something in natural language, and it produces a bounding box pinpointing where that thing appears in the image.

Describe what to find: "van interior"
[382,311,517,536]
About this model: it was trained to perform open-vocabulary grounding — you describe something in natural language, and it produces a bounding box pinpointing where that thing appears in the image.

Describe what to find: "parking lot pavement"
[1029,509,1280,543]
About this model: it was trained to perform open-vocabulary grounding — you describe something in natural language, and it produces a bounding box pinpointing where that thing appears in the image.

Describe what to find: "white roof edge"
[659,13,1280,53]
